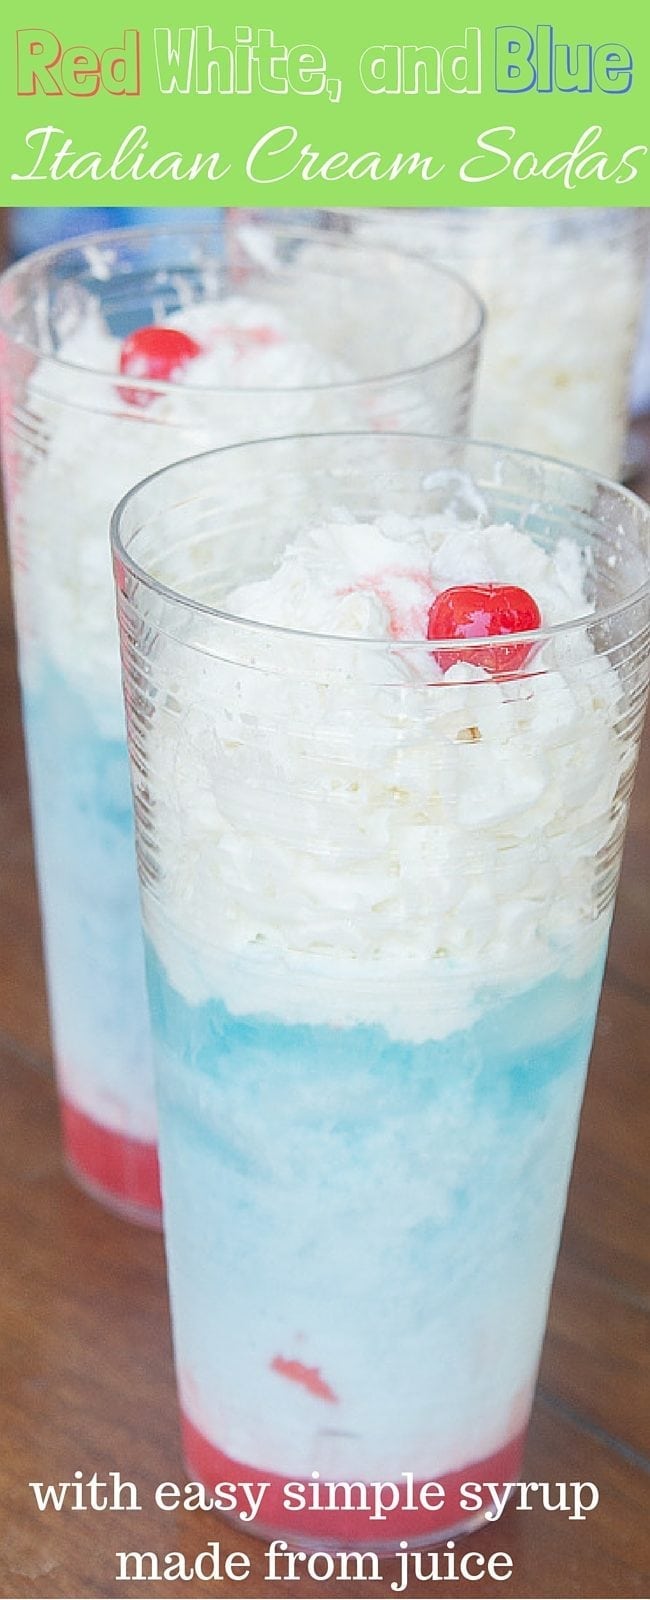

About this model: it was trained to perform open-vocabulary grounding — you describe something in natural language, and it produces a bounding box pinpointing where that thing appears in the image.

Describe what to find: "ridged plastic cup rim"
[0,219,485,398]
[110,429,650,653]
[325,204,649,238]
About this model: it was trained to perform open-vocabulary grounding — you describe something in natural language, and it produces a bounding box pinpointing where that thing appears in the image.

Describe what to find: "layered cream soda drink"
[113,434,649,1544]
[0,224,482,1222]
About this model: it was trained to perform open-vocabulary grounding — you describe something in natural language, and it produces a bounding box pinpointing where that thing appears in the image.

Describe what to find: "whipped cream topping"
[348,209,645,474]
[50,296,352,394]
[224,510,590,638]
[140,494,628,1041]
[14,298,365,731]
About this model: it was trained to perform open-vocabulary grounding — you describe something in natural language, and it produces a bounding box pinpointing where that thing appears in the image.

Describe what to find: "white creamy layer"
[173,1049,582,1483]
[141,496,628,1040]
[14,298,363,733]
[350,209,644,474]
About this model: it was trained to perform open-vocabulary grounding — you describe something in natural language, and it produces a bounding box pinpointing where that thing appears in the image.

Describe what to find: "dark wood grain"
[0,457,648,1599]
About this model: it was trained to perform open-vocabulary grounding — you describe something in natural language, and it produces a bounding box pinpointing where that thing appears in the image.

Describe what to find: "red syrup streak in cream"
[338,568,435,638]
[204,323,284,361]
[181,1411,527,1543]
[270,1355,339,1404]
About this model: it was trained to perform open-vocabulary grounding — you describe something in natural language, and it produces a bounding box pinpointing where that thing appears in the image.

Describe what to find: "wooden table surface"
[0,477,649,1600]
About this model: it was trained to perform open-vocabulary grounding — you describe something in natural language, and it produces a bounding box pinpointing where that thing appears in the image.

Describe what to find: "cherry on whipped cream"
[118,326,202,406]
[427,583,542,674]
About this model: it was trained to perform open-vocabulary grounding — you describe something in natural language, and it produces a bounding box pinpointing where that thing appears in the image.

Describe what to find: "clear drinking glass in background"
[325,208,649,476]
[0,223,483,1225]
[112,433,648,1544]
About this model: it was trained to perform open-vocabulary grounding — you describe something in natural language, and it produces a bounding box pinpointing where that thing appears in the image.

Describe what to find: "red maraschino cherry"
[427,583,542,674]
[118,326,202,406]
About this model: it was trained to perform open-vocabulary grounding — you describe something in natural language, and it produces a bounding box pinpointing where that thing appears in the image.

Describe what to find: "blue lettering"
[494,28,634,93]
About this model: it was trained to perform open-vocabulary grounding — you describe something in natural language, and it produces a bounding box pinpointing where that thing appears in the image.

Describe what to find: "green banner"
[1,0,648,204]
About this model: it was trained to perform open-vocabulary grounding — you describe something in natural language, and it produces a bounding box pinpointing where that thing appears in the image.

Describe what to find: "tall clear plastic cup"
[0,224,483,1224]
[112,433,648,1544]
[325,207,648,476]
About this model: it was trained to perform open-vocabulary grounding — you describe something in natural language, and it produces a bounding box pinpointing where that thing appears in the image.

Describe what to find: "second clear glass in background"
[0,220,483,1224]
[325,207,649,476]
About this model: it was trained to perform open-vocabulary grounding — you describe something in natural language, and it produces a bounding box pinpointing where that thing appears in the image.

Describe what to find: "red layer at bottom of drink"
[61,1099,161,1223]
[182,1410,527,1547]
